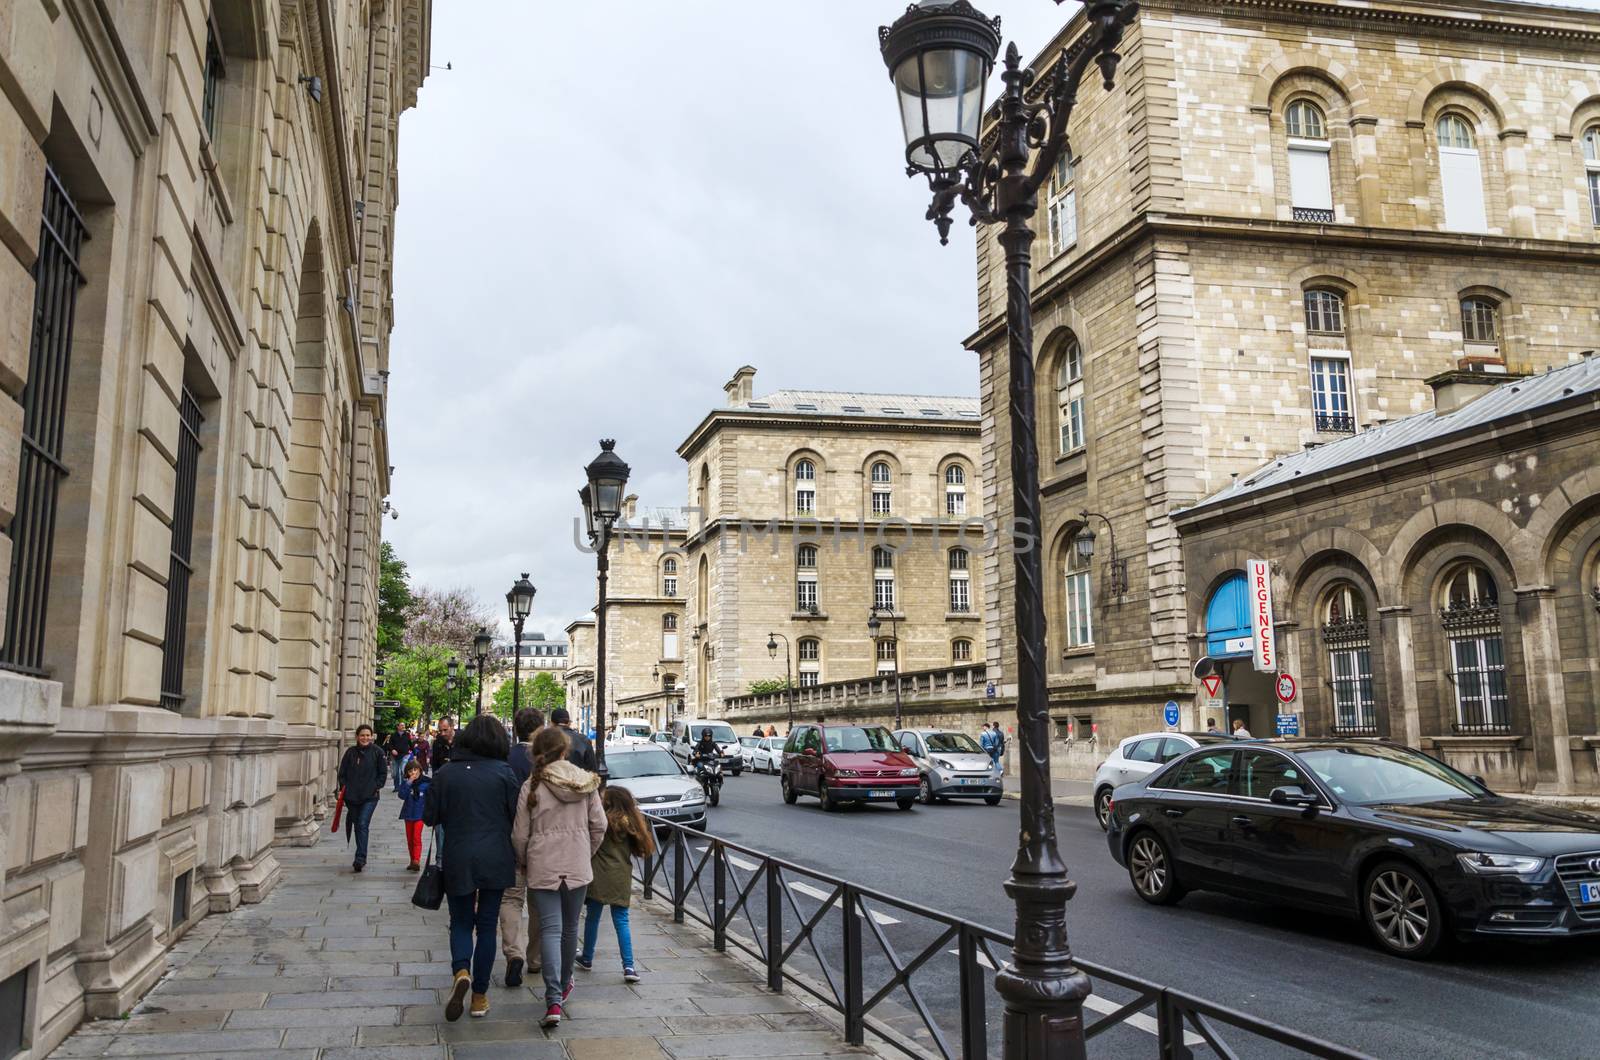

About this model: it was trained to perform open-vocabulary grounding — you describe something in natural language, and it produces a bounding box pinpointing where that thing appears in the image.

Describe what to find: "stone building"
[0,1,430,1053]
[591,500,688,732]
[968,0,1600,780]
[1175,358,1600,794]
[563,617,596,726]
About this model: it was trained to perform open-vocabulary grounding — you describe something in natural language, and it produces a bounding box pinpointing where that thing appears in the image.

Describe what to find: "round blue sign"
[1163,701,1180,727]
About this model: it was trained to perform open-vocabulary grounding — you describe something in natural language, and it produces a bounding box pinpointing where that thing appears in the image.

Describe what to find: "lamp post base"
[994,871,1092,1060]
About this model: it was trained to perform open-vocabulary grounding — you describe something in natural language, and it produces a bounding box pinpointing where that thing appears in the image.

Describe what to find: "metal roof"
[1182,357,1600,514]
[731,389,981,421]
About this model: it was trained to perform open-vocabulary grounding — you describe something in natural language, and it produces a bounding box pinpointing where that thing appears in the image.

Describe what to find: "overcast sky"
[384,0,1600,643]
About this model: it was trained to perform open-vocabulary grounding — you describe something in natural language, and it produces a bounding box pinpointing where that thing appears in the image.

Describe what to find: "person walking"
[385,724,411,793]
[993,724,1007,774]
[576,785,655,984]
[511,727,605,1029]
[397,760,429,870]
[410,729,432,776]
[432,716,457,772]
[337,724,386,873]
[500,707,545,986]
[548,707,596,770]
[979,722,997,766]
[1206,718,1222,735]
[423,715,520,1022]
[1231,719,1253,740]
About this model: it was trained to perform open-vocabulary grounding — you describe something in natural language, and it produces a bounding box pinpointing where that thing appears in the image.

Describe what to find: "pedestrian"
[337,724,386,873]
[500,706,546,987]
[1231,719,1253,740]
[423,715,520,1022]
[993,724,1007,773]
[397,760,429,870]
[511,726,605,1029]
[576,785,655,984]
[385,723,411,793]
[766,724,777,738]
[752,725,763,738]
[979,722,997,765]
[432,716,457,771]
[548,707,596,770]
[1205,717,1221,735]
[410,730,432,775]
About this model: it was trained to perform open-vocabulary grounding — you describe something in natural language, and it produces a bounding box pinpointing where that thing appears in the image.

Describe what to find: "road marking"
[728,854,760,871]
[1082,994,1205,1045]
[787,881,900,925]
[946,949,994,970]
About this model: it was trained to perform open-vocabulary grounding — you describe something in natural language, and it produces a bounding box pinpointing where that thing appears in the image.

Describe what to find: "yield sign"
[1201,674,1222,698]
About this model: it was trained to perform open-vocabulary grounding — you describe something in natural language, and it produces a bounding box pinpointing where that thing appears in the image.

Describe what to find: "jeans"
[531,884,586,1006]
[446,889,505,995]
[580,899,633,969]
[350,799,378,866]
[391,757,405,792]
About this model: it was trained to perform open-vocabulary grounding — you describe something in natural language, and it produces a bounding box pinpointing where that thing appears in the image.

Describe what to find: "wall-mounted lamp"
[299,75,323,104]
[1076,510,1128,597]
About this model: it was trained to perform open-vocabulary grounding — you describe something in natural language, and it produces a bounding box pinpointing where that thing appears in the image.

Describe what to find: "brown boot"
[470,992,490,1018]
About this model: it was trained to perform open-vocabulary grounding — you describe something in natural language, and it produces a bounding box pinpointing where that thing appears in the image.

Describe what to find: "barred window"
[952,638,973,663]
[1321,583,1375,735]
[798,638,820,661]
[1440,563,1509,734]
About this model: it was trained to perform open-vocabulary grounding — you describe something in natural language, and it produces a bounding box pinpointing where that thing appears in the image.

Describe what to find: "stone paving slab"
[49,802,887,1059]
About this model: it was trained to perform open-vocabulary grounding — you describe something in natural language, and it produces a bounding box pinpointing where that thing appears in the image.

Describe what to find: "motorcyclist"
[690,729,719,770]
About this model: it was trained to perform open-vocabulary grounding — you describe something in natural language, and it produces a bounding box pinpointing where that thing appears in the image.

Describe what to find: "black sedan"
[1104,739,1600,958]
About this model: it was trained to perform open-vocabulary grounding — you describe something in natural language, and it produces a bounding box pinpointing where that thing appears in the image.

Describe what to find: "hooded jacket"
[511,760,606,892]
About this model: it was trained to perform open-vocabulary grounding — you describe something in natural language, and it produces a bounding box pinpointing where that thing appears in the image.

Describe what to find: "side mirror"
[1470,774,1491,791]
[1269,786,1319,809]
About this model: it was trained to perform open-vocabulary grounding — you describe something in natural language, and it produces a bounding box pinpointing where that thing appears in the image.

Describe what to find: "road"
[678,769,1600,1059]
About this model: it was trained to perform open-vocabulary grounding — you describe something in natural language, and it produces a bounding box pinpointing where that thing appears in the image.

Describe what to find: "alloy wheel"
[1095,789,1113,830]
[1129,835,1168,897]
[920,777,935,805]
[1368,869,1430,952]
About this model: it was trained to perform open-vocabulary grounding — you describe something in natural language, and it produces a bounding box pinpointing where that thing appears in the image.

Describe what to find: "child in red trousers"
[398,760,429,870]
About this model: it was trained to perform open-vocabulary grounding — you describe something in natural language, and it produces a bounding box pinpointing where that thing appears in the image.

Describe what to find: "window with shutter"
[1437,115,1487,232]
[1288,144,1333,214]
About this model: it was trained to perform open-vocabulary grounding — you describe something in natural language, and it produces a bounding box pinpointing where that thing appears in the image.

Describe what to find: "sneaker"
[574,956,593,972]
[352,862,363,873]
[561,980,574,1005]
[623,966,640,984]
[406,861,419,872]
[445,970,471,1022]
[504,957,523,988]
[469,992,490,1018]
[541,1003,562,1028]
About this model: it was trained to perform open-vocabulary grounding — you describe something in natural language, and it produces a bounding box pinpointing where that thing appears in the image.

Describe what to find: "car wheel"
[1094,787,1115,831]
[820,785,838,813]
[897,798,915,811]
[919,777,936,805]
[781,775,797,805]
[1363,861,1444,959]
[983,795,1002,806]
[1127,831,1185,905]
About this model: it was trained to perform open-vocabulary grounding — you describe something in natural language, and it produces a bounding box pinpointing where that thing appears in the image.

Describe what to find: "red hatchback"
[780,723,921,811]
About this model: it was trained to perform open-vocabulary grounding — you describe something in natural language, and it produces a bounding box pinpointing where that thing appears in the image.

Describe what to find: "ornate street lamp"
[582,439,631,782]
[878,3,1136,1056]
[866,609,903,730]
[446,657,459,721]
[473,628,492,716]
[507,572,537,713]
[1076,510,1127,596]
[766,633,796,732]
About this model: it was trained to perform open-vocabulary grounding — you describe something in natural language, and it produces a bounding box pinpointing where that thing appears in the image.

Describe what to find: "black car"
[1105,739,1600,958]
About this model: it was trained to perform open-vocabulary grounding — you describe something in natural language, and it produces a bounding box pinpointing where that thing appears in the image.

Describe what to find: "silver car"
[1091,731,1231,829]
[605,746,708,830]
[893,729,1003,805]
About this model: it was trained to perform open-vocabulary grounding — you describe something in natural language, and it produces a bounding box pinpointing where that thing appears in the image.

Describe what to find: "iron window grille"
[1322,618,1377,735]
[160,387,204,711]
[1440,603,1510,734]
[1315,411,1356,434]
[2,168,88,676]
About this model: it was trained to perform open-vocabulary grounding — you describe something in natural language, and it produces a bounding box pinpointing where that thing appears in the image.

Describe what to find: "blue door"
[1205,572,1250,659]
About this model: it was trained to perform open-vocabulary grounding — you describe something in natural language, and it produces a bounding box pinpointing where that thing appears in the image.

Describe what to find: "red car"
[780,723,921,811]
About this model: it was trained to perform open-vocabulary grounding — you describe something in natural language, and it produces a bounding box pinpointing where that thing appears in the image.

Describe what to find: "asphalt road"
[680,769,1600,1060]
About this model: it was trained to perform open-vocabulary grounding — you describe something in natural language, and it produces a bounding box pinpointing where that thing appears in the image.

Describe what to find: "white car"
[609,718,654,746]
[748,736,785,774]
[1092,731,1232,829]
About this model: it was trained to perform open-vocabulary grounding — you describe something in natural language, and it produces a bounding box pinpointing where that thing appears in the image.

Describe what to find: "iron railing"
[634,819,1371,1060]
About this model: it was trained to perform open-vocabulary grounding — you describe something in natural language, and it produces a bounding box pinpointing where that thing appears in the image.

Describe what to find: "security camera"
[299,75,323,104]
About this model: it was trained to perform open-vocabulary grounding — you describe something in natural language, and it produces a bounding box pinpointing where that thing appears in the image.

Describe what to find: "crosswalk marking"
[1081,994,1205,1045]
[946,948,995,970]
[786,880,900,925]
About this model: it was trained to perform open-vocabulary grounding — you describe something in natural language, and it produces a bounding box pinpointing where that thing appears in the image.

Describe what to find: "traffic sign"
[1275,714,1300,736]
[1275,673,1297,703]
[985,683,996,699]
[1162,701,1180,728]
[1201,674,1222,698]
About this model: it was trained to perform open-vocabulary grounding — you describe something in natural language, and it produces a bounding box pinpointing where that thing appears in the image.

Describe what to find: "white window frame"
[1309,352,1354,434]
[944,464,967,516]
[952,638,973,663]
[794,460,816,515]
[1585,126,1600,227]
[876,637,898,675]
[948,548,971,614]
[1065,552,1093,648]
[1047,154,1077,256]
[1437,113,1487,233]
[871,489,892,515]
[1057,339,1085,455]
[1460,297,1500,358]
[796,575,818,612]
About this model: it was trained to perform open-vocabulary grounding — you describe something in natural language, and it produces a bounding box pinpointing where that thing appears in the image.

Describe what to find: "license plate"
[1580,882,1600,904]
[868,789,894,798]
[649,807,680,818]
[960,778,976,785]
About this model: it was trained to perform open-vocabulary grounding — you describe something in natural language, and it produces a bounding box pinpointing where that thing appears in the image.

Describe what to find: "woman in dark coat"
[337,724,387,872]
[423,715,520,1022]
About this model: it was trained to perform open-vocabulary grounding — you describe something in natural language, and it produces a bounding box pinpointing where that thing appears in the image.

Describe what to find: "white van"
[669,718,742,775]
[609,718,654,746]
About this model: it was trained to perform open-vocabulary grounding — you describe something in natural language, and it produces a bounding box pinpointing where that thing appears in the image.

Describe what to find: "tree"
[383,643,479,727]
[377,541,412,656]
[490,670,566,719]
[403,584,499,657]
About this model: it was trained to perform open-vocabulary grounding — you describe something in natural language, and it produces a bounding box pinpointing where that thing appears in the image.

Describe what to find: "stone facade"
[969,0,1600,782]
[0,1,429,1054]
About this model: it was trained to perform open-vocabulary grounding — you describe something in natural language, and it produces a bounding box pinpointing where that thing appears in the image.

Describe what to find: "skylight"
[881,407,904,415]
[747,401,770,408]
[842,404,865,413]
[794,402,818,411]
[957,410,980,419]
[918,408,942,416]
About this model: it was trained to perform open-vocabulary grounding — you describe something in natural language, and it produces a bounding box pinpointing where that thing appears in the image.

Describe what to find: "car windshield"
[824,726,897,753]
[1297,745,1487,805]
[924,733,983,754]
[651,733,671,743]
[739,737,760,748]
[606,749,681,779]
[691,724,736,744]
[621,724,650,738]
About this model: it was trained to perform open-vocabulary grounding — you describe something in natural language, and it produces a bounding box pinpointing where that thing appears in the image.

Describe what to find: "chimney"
[622,493,638,520]
[1425,362,1527,415]
[724,365,756,406]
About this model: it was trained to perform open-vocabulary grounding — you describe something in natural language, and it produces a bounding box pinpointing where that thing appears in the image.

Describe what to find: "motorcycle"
[694,756,723,807]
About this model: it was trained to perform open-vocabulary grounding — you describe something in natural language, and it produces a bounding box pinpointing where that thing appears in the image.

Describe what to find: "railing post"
[842,884,864,1046]
[640,852,652,901]
[766,862,783,994]
[1158,991,1193,1060]
[958,925,986,1060]
[713,841,727,952]
[672,826,686,924]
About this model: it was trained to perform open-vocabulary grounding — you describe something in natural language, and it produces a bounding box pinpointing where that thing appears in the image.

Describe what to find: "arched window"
[662,557,678,597]
[873,546,895,611]
[1064,540,1093,648]
[1047,153,1077,255]
[698,463,711,516]
[1439,562,1508,733]
[1585,125,1600,227]
[796,543,819,613]
[798,637,820,686]
[1285,99,1333,222]
[948,547,971,614]
[1304,288,1353,434]
[1321,582,1375,733]
[1057,337,1085,455]
[794,459,815,515]
[870,461,892,515]
[662,613,679,660]
[876,637,899,675]
[952,638,973,663]
[1437,112,1487,232]
[1460,296,1500,356]
[944,464,967,516]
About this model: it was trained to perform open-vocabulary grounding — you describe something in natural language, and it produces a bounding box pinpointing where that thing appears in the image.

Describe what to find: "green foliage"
[377,541,412,656]
[382,643,478,726]
[747,677,792,695]
[489,669,566,719]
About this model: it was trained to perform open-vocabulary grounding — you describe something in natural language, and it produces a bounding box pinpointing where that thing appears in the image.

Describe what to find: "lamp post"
[445,657,458,723]
[507,573,537,713]
[866,610,903,730]
[473,628,492,716]
[1076,510,1127,596]
[581,439,631,783]
[877,3,1134,1056]
[766,633,796,732]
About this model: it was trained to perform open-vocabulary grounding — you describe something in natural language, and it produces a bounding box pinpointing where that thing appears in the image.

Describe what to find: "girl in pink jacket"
[511,727,605,1027]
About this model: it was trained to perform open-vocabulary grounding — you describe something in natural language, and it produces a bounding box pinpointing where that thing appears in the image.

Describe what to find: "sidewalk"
[49,803,871,1060]
[1002,773,1094,806]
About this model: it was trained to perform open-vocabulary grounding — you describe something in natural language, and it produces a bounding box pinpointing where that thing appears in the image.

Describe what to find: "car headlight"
[835,769,859,778]
[681,789,706,803]
[899,768,919,777]
[932,758,952,769]
[1456,852,1545,875]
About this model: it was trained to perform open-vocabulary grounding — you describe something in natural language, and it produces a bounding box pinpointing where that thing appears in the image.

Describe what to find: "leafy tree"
[404,584,499,655]
[382,643,479,727]
[490,670,566,719]
[747,677,791,695]
[377,541,412,656]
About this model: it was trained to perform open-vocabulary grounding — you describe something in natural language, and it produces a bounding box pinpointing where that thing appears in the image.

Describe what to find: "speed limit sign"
[1275,673,1297,703]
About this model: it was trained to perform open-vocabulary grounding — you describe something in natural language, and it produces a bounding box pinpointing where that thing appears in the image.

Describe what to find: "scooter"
[694,756,723,807]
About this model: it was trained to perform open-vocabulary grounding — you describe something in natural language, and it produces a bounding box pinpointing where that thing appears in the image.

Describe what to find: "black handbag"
[411,832,444,910]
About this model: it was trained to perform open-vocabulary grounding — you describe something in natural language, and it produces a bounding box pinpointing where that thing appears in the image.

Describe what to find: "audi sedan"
[1105,739,1600,958]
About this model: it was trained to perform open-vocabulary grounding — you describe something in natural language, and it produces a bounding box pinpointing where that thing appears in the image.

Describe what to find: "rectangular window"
[171,868,192,930]
[796,489,815,515]
[871,490,891,515]
[874,577,895,612]
[1287,142,1333,220]
[796,578,817,612]
[1589,171,1600,227]
[1329,647,1377,733]
[160,387,205,710]
[1059,395,1085,454]
[799,670,819,687]
[1065,569,1093,647]
[949,577,970,614]
[946,489,965,516]
[202,19,225,141]
[663,576,677,597]
[1440,149,1488,233]
[1310,356,1354,434]
[1451,635,1510,733]
[1048,188,1077,255]
[952,640,972,662]
[3,169,89,675]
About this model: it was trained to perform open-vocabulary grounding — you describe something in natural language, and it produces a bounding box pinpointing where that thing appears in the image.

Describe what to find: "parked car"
[893,729,1002,805]
[1092,731,1231,829]
[780,723,920,812]
[668,718,743,775]
[1105,739,1600,958]
[738,735,763,771]
[605,745,708,831]
[749,736,785,774]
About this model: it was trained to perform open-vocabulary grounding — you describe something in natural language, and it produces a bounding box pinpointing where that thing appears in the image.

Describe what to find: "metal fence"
[635,819,1371,1060]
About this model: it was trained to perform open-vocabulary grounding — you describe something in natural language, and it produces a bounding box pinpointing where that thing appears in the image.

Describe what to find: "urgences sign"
[1248,558,1276,673]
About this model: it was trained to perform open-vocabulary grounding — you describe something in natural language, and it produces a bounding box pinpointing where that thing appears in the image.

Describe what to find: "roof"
[730,388,980,422]
[1181,358,1600,516]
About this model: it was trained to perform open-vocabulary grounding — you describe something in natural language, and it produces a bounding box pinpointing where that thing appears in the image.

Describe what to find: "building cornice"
[677,411,981,462]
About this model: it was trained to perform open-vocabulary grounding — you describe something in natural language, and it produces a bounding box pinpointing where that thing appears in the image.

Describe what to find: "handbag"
[411,832,444,910]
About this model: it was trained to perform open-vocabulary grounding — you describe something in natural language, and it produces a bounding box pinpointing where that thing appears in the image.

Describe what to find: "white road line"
[946,949,995,970]
[787,880,900,925]
[1082,994,1205,1046]
[728,854,760,872]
